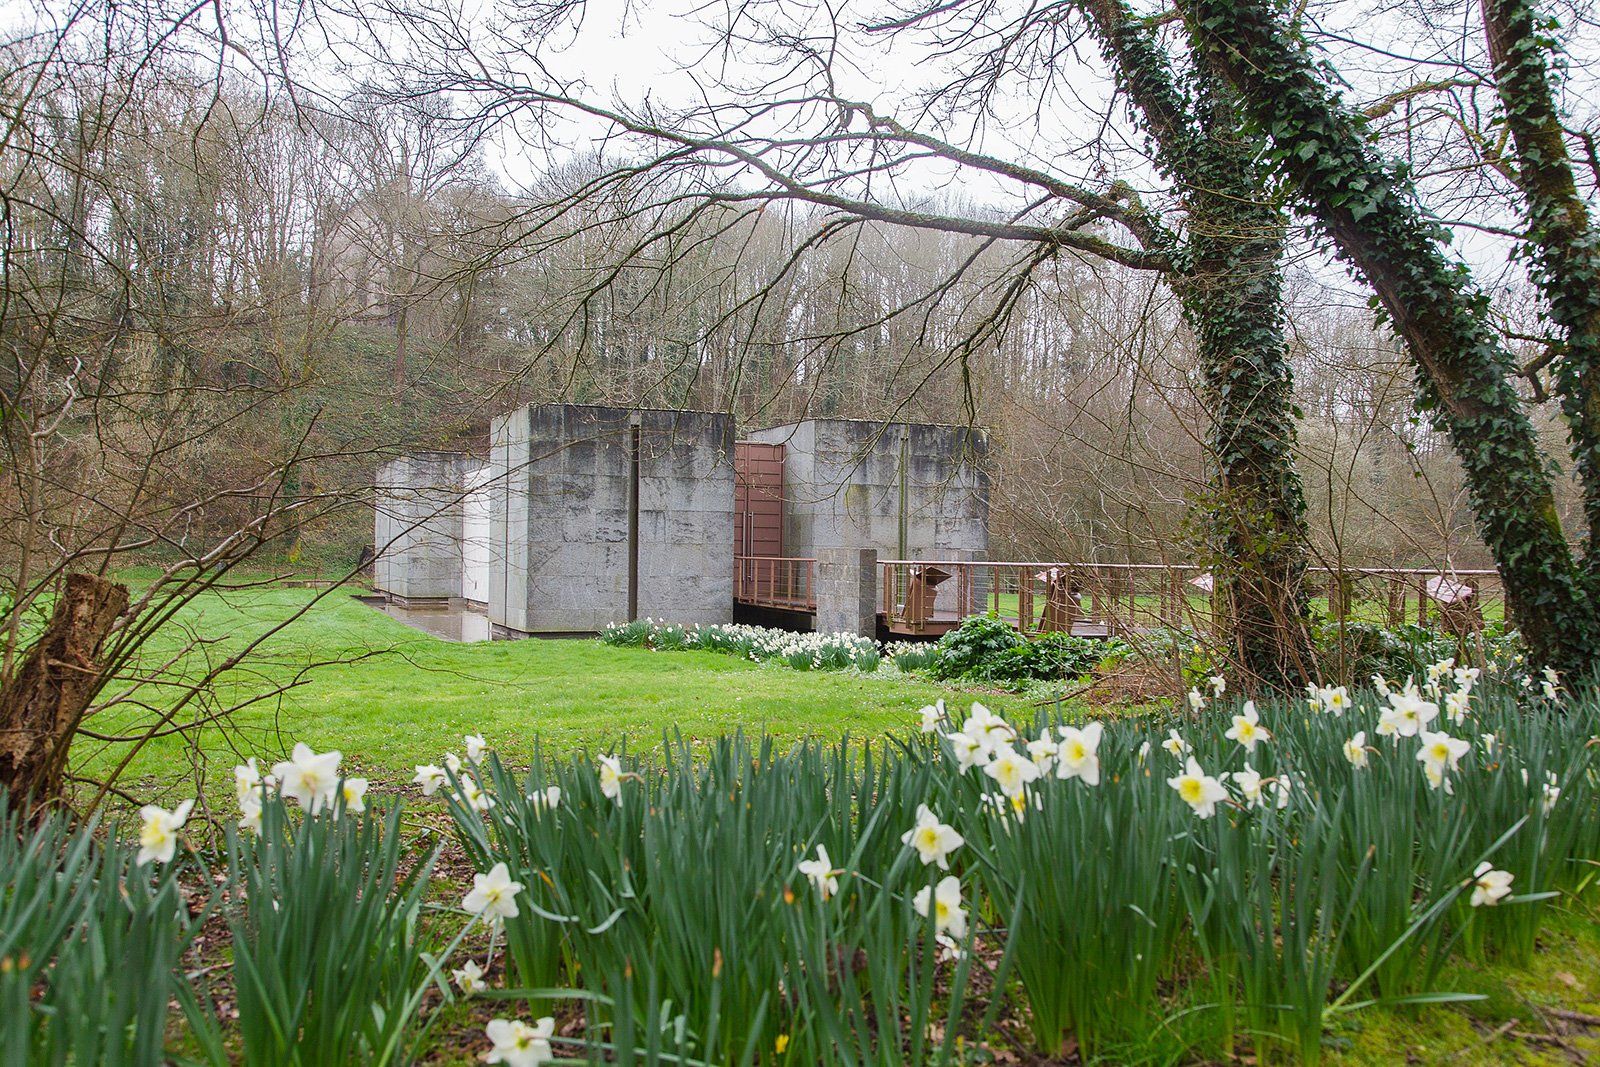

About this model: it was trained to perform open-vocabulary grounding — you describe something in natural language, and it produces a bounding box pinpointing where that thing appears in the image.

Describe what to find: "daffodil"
[1168,756,1229,819]
[271,743,343,814]
[1469,862,1514,907]
[1480,732,1499,756]
[444,752,463,773]
[935,933,966,961]
[413,764,448,795]
[919,699,946,733]
[1416,730,1470,775]
[597,754,624,805]
[238,793,262,834]
[1542,771,1561,814]
[1225,700,1270,752]
[137,800,193,865]
[962,702,1015,748]
[1343,731,1369,768]
[1055,722,1103,785]
[1229,764,1268,809]
[1209,675,1226,698]
[234,758,263,804]
[1422,762,1455,794]
[1444,690,1470,725]
[797,843,842,900]
[529,785,562,813]
[1162,730,1191,759]
[1025,733,1059,773]
[1385,688,1439,737]
[466,734,489,763]
[341,777,369,814]
[984,743,1042,799]
[463,862,524,921]
[453,959,488,994]
[946,731,989,773]
[484,1016,554,1067]
[1319,686,1352,716]
[902,804,964,869]
[462,781,496,812]
[1187,689,1204,712]
[913,875,968,939]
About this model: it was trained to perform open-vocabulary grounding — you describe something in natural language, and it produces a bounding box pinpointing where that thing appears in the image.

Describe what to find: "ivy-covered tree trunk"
[1482,0,1600,576]
[1180,0,1600,672]
[1082,0,1312,687]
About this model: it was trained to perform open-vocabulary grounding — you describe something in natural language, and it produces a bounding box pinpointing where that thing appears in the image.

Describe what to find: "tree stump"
[0,573,129,808]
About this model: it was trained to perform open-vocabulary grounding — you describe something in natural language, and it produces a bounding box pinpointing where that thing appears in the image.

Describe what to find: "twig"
[1480,1018,1518,1044]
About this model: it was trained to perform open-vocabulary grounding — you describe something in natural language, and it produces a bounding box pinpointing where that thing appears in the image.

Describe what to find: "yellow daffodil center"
[916,827,940,850]
[1179,778,1204,804]
[1064,741,1086,761]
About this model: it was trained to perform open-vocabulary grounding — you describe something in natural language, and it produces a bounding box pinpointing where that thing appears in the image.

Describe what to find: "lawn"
[75,585,1030,804]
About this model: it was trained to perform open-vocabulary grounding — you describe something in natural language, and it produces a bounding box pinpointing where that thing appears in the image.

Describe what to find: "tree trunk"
[0,573,129,807]
[1481,0,1600,577]
[1180,0,1599,672]
[1082,0,1313,687]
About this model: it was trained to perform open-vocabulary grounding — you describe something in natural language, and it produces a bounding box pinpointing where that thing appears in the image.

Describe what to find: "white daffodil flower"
[271,743,343,814]
[902,804,965,869]
[597,755,624,805]
[1422,762,1455,794]
[466,734,488,763]
[1343,731,1369,768]
[1162,730,1191,759]
[797,843,842,900]
[1025,733,1059,774]
[1386,688,1439,737]
[1417,730,1471,775]
[913,875,968,939]
[463,862,524,921]
[1209,675,1226,698]
[484,1016,555,1067]
[1542,771,1561,815]
[1188,689,1205,712]
[1444,690,1470,725]
[529,785,562,813]
[984,743,1042,799]
[341,777,369,815]
[1168,757,1229,819]
[234,758,263,804]
[1469,862,1514,906]
[462,781,496,812]
[413,765,448,795]
[1137,740,1151,765]
[453,959,488,995]
[1229,764,1268,809]
[1319,686,1352,716]
[946,731,989,773]
[1453,666,1480,693]
[444,752,463,773]
[1055,722,1104,786]
[1371,674,1393,698]
[1225,701,1270,753]
[137,800,193,866]
[935,933,966,961]
[962,703,1015,748]
[1480,732,1499,756]
[238,793,263,834]
[919,699,947,733]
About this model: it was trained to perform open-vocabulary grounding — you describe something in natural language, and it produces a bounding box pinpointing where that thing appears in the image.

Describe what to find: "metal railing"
[735,556,817,611]
[879,559,1503,637]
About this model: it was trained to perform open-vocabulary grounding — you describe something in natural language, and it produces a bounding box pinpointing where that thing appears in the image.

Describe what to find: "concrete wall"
[816,548,878,636]
[490,404,735,635]
[744,419,989,560]
[373,452,476,603]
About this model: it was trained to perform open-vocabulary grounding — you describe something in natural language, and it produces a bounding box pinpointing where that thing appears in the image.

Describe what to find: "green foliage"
[928,612,1123,689]
[0,797,209,1067]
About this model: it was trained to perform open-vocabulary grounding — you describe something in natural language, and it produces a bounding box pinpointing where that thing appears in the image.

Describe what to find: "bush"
[929,613,1121,690]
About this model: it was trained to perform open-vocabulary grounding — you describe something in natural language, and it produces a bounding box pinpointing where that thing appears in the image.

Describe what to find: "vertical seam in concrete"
[629,422,640,622]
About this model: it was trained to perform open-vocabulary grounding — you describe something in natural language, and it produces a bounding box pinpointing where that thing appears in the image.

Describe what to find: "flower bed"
[6,659,1597,1065]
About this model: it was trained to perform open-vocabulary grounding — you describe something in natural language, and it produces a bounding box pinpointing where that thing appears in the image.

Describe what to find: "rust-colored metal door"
[735,443,785,592]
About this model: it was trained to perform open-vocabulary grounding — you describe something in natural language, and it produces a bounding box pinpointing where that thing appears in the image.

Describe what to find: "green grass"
[76,587,1030,803]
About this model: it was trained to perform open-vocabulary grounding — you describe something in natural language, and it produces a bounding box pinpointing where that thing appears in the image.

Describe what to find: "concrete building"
[487,404,735,637]
[373,407,987,637]
[372,451,478,605]
[742,419,989,561]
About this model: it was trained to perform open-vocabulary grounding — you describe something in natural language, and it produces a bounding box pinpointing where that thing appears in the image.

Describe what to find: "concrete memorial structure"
[373,406,988,638]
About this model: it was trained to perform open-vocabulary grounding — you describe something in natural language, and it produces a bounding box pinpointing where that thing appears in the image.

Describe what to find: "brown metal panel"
[734,442,785,559]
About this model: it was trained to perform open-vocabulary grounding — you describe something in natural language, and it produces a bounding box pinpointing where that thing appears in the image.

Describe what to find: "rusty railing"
[735,556,817,611]
[879,560,1503,637]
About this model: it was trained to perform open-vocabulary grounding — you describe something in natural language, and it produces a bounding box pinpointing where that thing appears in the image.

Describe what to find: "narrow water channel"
[364,600,492,642]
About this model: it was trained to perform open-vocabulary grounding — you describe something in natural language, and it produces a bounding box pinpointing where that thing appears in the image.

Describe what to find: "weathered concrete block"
[816,548,879,637]
[374,452,479,603]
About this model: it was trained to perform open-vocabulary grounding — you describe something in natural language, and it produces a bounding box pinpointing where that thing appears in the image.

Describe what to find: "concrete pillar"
[816,548,878,637]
